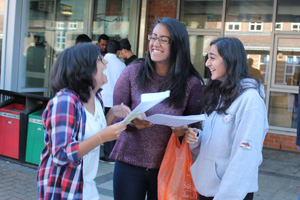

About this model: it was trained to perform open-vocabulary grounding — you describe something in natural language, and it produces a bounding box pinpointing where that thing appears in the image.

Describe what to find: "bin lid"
[29,109,44,120]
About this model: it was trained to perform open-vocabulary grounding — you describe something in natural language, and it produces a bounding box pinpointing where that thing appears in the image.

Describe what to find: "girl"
[37,43,130,199]
[185,37,269,200]
[110,17,205,200]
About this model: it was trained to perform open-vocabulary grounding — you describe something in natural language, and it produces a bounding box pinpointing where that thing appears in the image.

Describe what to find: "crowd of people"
[37,17,269,200]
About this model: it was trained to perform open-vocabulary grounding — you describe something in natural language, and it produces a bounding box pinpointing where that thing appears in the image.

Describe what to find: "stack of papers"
[120,90,206,126]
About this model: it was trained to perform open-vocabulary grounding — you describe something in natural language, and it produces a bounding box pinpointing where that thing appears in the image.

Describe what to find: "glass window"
[179,0,223,29]
[269,92,297,128]
[225,0,273,88]
[249,22,263,31]
[275,38,300,86]
[276,0,300,31]
[227,22,241,31]
[21,0,91,90]
[189,35,218,80]
[92,0,132,41]
[0,0,4,76]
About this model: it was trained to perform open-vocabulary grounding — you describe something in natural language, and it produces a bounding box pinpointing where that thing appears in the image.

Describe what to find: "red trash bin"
[0,104,26,159]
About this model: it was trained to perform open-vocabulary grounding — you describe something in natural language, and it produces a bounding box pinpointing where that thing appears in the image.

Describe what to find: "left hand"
[112,103,131,118]
[170,125,188,137]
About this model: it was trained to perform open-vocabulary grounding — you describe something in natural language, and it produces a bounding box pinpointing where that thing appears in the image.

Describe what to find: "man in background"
[97,34,109,56]
[75,34,92,45]
[100,40,126,163]
[118,38,137,66]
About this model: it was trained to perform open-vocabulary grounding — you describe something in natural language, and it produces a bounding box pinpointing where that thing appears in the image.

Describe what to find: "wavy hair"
[204,37,260,115]
[137,17,203,108]
[50,43,100,102]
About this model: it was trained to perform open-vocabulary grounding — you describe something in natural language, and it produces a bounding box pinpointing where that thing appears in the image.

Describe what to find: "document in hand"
[120,90,170,123]
[144,114,205,127]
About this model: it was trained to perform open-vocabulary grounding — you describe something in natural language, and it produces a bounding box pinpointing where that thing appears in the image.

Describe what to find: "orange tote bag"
[158,133,198,200]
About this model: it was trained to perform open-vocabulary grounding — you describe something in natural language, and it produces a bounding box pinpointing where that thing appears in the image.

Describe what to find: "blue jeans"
[113,161,159,200]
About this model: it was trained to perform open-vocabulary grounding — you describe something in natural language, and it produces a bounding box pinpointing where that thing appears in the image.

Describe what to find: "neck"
[83,91,96,115]
[126,51,134,59]
[155,62,170,77]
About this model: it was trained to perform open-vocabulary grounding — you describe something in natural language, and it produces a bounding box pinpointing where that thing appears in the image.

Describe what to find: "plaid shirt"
[37,89,103,200]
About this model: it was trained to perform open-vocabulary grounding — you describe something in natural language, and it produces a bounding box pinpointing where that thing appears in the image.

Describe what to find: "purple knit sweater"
[110,62,204,169]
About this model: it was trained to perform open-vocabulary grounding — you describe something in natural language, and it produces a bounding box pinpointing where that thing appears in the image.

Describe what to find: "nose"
[153,38,161,46]
[205,59,210,67]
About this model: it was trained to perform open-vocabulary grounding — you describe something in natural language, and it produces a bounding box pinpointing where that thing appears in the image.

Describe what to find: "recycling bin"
[25,109,45,165]
[0,104,26,159]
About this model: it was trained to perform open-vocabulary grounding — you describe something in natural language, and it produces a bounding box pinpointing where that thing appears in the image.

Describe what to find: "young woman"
[185,37,269,200]
[110,17,205,200]
[37,43,130,200]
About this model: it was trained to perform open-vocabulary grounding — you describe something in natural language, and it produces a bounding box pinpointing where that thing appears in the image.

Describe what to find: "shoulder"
[123,61,143,76]
[187,75,203,90]
[50,89,82,109]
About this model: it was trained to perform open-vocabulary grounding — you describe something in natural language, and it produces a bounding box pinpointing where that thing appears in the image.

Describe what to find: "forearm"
[78,133,102,158]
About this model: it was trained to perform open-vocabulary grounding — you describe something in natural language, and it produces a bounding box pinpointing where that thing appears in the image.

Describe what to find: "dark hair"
[75,34,92,44]
[137,17,203,108]
[50,43,100,102]
[98,34,109,42]
[107,40,121,53]
[204,37,260,115]
[119,38,131,50]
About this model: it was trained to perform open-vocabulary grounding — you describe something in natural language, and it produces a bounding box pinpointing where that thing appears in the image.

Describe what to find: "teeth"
[153,50,161,53]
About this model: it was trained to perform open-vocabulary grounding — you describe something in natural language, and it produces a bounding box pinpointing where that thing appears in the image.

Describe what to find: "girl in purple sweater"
[110,17,205,200]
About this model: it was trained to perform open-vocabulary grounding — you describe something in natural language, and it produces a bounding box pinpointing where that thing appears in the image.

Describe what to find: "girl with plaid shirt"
[37,43,130,200]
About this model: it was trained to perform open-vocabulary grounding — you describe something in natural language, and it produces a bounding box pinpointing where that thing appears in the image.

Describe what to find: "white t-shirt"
[83,97,107,200]
[101,53,126,107]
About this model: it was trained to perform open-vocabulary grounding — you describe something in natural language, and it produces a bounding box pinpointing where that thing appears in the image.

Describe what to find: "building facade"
[0,0,300,151]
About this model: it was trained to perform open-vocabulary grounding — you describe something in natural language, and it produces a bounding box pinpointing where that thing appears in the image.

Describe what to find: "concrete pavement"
[0,148,299,200]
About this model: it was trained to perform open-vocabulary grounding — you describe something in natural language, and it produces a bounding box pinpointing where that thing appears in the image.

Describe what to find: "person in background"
[37,43,130,200]
[100,40,126,163]
[97,34,109,56]
[75,34,92,45]
[248,57,264,83]
[185,37,269,200]
[118,38,138,66]
[110,17,204,200]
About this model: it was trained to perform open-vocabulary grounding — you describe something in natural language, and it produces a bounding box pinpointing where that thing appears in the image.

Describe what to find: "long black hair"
[50,43,100,102]
[204,37,260,115]
[137,17,203,108]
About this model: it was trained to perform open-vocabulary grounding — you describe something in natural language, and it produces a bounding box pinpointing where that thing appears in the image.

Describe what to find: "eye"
[160,37,170,43]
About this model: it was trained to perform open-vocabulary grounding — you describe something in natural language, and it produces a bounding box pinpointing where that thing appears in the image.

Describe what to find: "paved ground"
[0,147,299,200]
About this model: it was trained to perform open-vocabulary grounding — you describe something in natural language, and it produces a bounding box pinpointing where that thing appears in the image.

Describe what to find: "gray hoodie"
[190,78,269,200]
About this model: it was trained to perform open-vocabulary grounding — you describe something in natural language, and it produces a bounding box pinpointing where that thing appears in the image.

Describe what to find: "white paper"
[144,114,206,127]
[120,90,170,123]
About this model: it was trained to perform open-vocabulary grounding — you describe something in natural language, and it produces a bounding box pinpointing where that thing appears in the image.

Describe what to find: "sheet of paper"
[144,114,206,127]
[120,90,170,123]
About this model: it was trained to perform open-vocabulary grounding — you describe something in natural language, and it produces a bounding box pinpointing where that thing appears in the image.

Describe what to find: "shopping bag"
[158,133,199,200]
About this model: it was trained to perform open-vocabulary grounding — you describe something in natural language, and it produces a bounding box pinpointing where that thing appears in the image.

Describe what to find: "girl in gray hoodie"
[185,37,269,200]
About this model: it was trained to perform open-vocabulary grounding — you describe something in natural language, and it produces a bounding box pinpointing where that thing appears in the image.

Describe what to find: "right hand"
[131,113,154,129]
[185,128,198,144]
[100,121,129,142]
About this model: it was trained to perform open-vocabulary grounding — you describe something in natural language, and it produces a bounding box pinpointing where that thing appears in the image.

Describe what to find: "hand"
[185,128,198,144]
[131,113,154,129]
[171,125,188,137]
[112,103,131,119]
[100,121,130,142]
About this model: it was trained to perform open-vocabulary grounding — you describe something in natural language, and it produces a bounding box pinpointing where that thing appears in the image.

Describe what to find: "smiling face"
[149,23,171,67]
[206,44,227,82]
[94,56,108,91]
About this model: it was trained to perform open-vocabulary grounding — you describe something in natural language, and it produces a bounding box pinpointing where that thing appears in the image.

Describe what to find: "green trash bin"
[25,109,45,165]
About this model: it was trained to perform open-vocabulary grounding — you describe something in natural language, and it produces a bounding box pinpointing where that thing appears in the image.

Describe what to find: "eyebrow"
[208,52,217,56]
[151,33,170,37]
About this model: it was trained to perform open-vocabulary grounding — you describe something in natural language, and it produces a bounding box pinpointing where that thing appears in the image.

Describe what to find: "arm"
[45,93,82,166]
[172,79,204,137]
[113,64,153,130]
